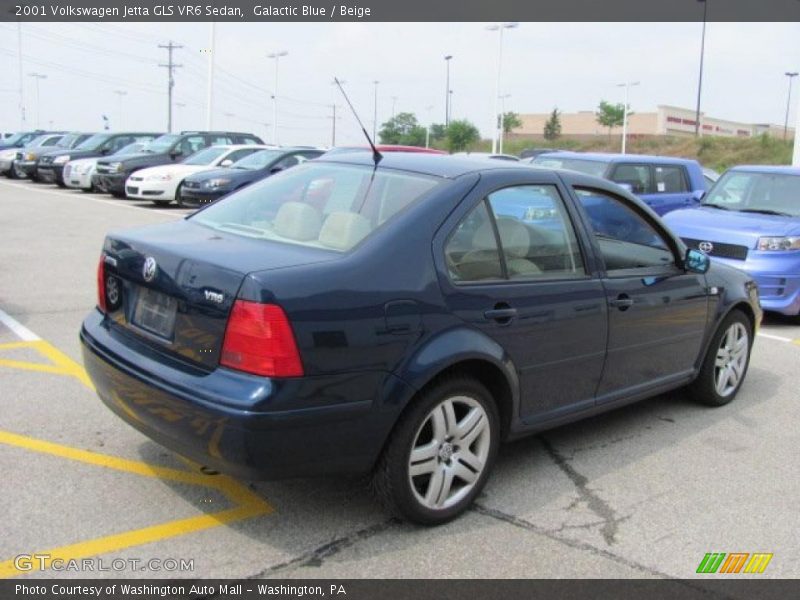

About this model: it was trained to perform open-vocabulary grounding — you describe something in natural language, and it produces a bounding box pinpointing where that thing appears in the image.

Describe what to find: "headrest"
[318,212,371,251]
[273,202,323,241]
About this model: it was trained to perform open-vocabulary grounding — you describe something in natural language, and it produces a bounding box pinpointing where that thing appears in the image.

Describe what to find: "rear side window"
[446,185,584,283]
[192,163,442,252]
[610,164,651,194]
[575,188,675,272]
[653,165,689,193]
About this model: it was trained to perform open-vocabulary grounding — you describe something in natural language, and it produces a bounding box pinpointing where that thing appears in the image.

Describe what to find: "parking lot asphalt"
[0,178,798,584]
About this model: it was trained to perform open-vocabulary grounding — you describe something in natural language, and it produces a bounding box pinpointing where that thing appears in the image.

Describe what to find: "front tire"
[372,376,500,525]
[689,309,753,406]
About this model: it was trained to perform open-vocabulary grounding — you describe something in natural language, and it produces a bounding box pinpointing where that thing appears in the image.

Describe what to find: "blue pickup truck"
[528,152,709,216]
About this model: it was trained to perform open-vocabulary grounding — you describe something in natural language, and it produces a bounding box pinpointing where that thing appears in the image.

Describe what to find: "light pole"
[617,81,639,154]
[28,72,46,128]
[113,90,127,130]
[784,72,798,141]
[425,104,433,148]
[372,80,379,140]
[694,0,708,136]
[17,23,24,128]
[444,55,452,126]
[498,93,511,154]
[487,23,518,153]
[206,22,216,130]
[268,51,288,145]
[391,96,398,119]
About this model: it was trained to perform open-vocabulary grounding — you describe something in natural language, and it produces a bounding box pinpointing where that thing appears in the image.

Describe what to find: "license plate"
[127,186,139,195]
[132,287,177,340]
[71,180,80,185]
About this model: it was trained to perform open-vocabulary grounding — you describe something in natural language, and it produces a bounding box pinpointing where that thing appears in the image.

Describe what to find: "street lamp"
[498,93,511,154]
[486,23,518,153]
[444,55,453,126]
[616,81,640,154]
[694,0,708,136]
[391,96,398,119]
[28,72,47,128]
[268,51,288,145]
[425,104,434,148]
[113,90,127,130]
[784,72,798,141]
[372,80,379,140]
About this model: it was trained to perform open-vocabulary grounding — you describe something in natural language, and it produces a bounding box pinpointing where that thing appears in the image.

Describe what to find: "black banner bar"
[4,579,800,600]
[2,0,800,22]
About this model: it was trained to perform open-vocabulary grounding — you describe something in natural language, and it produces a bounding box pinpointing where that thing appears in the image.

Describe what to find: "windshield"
[192,163,442,252]
[114,142,147,156]
[2,133,25,145]
[531,156,610,178]
[57,134,81,148]
[703,171,800,217]
[231,150,284,170]
[182,146,228,165]
[25,135,54,148]
[75,133,111,151]
[145,134,180,153]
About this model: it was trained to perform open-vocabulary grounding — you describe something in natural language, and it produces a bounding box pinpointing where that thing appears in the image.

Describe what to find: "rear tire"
[371,375,500,525]
[689,309,752,407]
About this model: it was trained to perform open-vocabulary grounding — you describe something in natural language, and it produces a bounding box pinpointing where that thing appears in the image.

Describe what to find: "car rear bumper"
[80,310,406,479]
[710,254,800,316]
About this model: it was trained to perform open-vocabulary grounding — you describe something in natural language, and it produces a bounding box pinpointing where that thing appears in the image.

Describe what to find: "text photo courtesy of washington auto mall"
[0,1,799,598]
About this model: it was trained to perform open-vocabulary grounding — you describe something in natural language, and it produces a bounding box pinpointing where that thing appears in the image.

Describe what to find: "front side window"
[192,163,442,252]
[653,165,689,193]
[575,188,675,272]
[610,164,652,194]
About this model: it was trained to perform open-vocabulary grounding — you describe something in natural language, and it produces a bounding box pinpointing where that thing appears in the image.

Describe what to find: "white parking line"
[757,332,795,343]
[0,308,41,342]
[0,179,188,216]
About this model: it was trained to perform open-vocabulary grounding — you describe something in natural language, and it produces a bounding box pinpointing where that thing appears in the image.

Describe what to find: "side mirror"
[692,190,706,202]
[685,248,710,274]
[270,166,284,174]
[169,150,182,160]
[100,146,112,155]
[220,159,233,167]
[617,182,634,194]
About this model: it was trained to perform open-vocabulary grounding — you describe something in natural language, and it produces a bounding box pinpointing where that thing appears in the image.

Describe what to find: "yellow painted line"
[0,430,272,579]
[0,339,94,391]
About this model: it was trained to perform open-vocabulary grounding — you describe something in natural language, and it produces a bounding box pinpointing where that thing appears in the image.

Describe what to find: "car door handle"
[608,294,634,311]
[484,306,517,323]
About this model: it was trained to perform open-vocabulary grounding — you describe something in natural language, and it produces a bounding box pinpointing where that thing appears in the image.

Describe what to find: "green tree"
[595,100,626,138]
[543,108,562,140]
[502,111,522,134]
[445,119,480,153]
[378,112,427,146]
[429,123,447,142]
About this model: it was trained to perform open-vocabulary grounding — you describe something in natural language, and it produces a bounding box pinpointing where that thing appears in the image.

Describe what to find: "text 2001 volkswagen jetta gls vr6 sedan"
[81,153,761,525]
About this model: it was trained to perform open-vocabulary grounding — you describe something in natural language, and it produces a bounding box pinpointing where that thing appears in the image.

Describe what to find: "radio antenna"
[333,77,382,165]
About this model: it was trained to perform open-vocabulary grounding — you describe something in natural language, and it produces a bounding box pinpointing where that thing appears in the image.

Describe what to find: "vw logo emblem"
[142,256,157,282]
[698,241,714,254]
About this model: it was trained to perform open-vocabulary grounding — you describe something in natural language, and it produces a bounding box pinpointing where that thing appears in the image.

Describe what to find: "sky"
[0,21,798,146]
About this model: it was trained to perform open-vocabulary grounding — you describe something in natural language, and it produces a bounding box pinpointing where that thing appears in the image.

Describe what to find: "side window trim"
[484,198,510,280]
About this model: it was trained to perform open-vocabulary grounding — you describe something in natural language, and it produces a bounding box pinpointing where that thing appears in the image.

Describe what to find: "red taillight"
[220,300,304,378]
[97,254,107,313]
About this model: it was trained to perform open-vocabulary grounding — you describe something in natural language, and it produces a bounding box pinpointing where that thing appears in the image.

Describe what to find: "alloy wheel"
[714,322,749,397]
[408,395,491,510]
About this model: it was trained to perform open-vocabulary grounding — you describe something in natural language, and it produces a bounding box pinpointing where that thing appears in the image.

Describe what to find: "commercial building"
[514,105,794,140]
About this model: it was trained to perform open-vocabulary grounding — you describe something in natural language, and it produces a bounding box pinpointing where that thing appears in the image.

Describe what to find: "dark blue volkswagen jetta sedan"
[81,152,761,525]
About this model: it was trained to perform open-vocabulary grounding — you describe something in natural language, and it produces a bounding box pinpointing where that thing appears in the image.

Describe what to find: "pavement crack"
[540,436,621,545]
[249,518,399,578]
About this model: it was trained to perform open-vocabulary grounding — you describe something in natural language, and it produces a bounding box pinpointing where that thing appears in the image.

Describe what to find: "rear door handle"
[608,294,634,310]
[484,307,517,322]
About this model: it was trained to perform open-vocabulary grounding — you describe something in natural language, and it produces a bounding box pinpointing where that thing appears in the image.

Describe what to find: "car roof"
[729,165,800,176]
[538,151,697,165]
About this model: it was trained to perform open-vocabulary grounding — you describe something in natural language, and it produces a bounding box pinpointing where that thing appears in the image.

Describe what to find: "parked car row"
[4,128,798,316]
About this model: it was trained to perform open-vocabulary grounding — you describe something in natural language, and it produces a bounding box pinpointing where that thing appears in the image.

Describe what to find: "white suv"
[125,145,273,206]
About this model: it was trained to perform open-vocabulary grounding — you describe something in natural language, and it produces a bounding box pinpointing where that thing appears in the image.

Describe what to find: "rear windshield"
[192,163,442,252]
[182,146,228,165]
[532,156,610,178]
[75,133,111,150]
